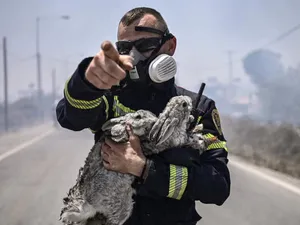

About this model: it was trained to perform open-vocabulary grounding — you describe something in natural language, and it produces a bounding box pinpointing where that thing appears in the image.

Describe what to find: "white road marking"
[230,158,300,196]
[0,129,55,163]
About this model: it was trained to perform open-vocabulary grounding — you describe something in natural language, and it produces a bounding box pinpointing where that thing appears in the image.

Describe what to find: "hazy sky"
[0,0,299,102]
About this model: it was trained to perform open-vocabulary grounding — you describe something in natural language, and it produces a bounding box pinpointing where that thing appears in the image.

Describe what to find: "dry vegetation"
[221,116,300,179]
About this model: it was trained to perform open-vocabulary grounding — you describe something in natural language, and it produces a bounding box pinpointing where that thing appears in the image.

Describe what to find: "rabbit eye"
[135,114,142,119]
[182,102,187,107]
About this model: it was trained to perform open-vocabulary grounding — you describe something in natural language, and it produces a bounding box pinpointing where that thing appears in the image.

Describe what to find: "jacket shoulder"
[175,85,215,113]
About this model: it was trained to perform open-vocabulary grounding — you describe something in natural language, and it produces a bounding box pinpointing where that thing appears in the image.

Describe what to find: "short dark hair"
[119,7,168,31]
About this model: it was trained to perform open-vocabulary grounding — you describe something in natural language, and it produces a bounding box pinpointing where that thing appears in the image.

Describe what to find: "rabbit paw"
[60,202,97,224]
[61,211,82,223]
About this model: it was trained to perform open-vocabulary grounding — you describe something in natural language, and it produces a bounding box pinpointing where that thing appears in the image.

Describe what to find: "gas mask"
[117,26,177,88]
[129,47,177,86]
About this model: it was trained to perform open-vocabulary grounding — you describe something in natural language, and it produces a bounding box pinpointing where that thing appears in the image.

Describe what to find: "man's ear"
[168,36,177,56]
[160,36,177,56]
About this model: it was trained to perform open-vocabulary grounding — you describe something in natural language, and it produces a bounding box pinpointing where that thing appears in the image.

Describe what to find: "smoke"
[243,49,300,124]
[243,49,285,87]
[0,92,55,134]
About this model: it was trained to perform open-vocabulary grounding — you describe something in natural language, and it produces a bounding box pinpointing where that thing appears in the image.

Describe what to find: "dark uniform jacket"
[56,57,231,225]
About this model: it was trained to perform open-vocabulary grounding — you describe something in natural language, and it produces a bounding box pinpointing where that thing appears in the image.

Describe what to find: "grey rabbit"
[60,95,212,225]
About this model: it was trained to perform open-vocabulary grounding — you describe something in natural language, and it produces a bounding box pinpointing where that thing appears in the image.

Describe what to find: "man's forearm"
[56,57,110,132]
[134,147,230,205]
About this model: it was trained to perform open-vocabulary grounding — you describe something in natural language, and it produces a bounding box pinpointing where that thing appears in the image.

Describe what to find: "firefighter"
[56,7,231,225]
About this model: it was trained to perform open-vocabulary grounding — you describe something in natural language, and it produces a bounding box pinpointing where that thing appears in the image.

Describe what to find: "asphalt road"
[0,127,300,225]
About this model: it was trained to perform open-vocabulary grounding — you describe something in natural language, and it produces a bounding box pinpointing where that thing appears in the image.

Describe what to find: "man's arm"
[135,100,230,206]
[56,57,111,132]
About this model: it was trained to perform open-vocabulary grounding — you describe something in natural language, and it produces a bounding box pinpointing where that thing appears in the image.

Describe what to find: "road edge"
[229,155,300,196]
[0,128,55,163]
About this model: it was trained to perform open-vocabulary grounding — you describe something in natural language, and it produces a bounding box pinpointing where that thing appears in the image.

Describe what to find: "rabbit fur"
[60,95,212,225]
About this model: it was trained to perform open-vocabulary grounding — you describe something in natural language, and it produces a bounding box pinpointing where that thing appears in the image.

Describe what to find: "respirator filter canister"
[148,54,177,83]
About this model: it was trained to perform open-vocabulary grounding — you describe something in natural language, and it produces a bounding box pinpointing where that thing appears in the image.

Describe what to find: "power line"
[263,23,300,48]
[198,22,300,72]
[48,56,78,65]
[0,48,79,66]
[0,46,36,63]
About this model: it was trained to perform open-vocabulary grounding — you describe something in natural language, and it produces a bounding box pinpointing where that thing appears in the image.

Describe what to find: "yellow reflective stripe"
[196,116,202,124]
[167,165,188,200]
[204,133,228,151]
[204,133,215,139]
[168,165,176,198]
[89,128,97,133]
[64,78,102,109]
[207,141,228,151]
[89,96,110,133]
[113,96,135,117]
[102,96,109,120]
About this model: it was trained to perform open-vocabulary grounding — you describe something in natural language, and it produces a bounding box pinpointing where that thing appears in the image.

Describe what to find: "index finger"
[101,41,133,71]
[101,41,120,63]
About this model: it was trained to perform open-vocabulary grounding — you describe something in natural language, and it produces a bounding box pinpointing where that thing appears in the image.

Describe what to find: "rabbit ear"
[149,118,165,141]
[111,133,128,143]
[149,103,174,140]
[101,121,114,132]
[101,118,122,131]
[156,118,179,146]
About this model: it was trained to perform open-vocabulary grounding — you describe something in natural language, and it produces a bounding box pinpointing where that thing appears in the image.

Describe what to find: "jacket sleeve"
[56,57,111,133]
[135,100,230,206]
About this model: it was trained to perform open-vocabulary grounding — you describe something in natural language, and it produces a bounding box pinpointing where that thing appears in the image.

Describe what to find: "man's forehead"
[117,14,160,41]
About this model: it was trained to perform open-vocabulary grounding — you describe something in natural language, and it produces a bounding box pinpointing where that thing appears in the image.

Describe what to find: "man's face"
[117,14,176,58]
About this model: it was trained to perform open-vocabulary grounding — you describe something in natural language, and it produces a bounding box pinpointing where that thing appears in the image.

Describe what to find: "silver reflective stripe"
[167,165,188,200]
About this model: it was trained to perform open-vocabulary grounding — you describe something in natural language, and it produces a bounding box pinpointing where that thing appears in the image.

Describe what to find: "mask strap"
[134,26,174,42]
[135,26,165,35]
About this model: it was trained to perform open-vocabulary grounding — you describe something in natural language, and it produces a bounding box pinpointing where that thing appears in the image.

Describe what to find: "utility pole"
[3,37,9,132]
[36,17,43,121]
[227,50,234,100]
[35,15,70,122]
[227,50,233,85]
[51,68,57,126]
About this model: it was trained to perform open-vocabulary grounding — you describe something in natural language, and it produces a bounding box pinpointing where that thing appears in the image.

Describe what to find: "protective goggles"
[115,26,174,55]
[116,37,162,54]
